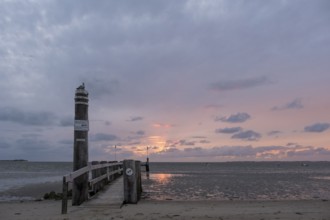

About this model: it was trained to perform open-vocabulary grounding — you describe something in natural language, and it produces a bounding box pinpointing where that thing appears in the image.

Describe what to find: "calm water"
[0,161,71,199]
[1,161,330,201]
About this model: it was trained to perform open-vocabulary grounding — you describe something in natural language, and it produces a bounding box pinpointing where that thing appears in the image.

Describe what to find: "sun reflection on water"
[151,173,173,184]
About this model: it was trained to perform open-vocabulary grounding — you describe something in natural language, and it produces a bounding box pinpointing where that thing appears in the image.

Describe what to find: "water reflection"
[143,173,178,184]
[152,173,173,184]
[142,173,186,200]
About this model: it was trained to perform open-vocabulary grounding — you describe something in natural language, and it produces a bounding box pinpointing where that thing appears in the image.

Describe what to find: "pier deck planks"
[81,176,124,208]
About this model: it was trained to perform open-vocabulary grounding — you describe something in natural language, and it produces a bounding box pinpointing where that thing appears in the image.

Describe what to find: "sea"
[1,161,330,202]
[0,161,72,201]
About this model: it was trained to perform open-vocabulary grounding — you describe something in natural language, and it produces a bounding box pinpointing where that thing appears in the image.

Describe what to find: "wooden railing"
[61,161,123,214]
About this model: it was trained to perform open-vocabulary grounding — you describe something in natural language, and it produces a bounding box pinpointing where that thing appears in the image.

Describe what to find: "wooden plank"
[83,176,124,208]
[64,163,123,183]
[64,166,90,183]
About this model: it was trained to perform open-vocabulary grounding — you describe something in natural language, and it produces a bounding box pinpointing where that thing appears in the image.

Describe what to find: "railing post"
[61,176,68,214]
[108,161,114,182]
[117,163,121,178]
[100,161,107,187]
[91,161,100,193]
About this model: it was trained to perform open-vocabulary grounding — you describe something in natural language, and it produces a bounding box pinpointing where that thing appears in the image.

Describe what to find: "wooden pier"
[62,84,145,214]
[61,160,144,214]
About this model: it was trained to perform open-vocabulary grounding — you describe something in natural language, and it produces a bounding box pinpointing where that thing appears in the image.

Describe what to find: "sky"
[0,0,329,162]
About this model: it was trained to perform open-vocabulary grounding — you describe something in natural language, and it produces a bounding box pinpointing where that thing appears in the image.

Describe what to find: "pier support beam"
[72,83,89,206]
[123,160,142,204]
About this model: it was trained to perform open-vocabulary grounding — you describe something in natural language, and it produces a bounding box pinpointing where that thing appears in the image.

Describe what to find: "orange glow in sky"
[148,136,167,151]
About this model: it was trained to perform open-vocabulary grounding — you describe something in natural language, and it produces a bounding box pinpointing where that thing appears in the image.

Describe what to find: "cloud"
[0,107,56,126]
[210,76,270,92]
[126,141,141,146]
[0,140,11,149]
[58,139,73,145]
[153,123,173,128]
[127,116,144,122]
[152,144,330,160]
[204,104,223,110]
[136,130,145,136]
[155,145,282,158]
[272,98,304,111]
[4,136,72,161]
[184,147,202,152]
[91,145,134,161]
[159,147,180,154]
[304,123,330,133]
[231,130,261,141]
[215,127,242,134]
[287,146,330,157]
[199,140,210,144]
[191,136,207,139]
[83,78,119,100]
[90,133,118,142]
[104,121,111,126]
[215,112,251,123]
[59,116,73,127]
[16,138,50,152]
[179,140,195,146]
[267,130,281,136]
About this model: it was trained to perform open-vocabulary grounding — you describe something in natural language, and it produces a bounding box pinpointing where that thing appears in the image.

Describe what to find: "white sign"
[125,168,133,176]
[76,139,85,142]
[74,120,89,131]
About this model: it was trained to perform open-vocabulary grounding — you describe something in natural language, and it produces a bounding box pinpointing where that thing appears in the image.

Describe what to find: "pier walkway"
[62,160,143,214]
[82,176,124,208]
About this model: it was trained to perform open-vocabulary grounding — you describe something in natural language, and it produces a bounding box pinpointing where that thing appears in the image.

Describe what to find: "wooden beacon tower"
[73,83,89,206]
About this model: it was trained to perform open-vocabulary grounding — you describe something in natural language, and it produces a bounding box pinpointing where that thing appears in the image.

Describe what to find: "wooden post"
[108,161,114,182]
[116,162,120,178]
[123,160,138,204]
[117,163,122,178]
[146,157,150,172]
[91,161,100,194]
[61,176,68,214]
[99,161,107,189]
[72,83,89,206]
[135,160,142,200]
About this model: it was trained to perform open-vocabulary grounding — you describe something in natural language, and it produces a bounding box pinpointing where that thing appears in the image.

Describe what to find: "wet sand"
[0,181,62,201]
[0,199,329,220]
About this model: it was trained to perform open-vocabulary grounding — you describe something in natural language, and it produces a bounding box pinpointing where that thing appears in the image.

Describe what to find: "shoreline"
[0,199,329,220]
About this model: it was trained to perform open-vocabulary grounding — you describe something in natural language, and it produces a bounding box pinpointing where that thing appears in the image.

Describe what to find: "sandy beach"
[1,199,329,220]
